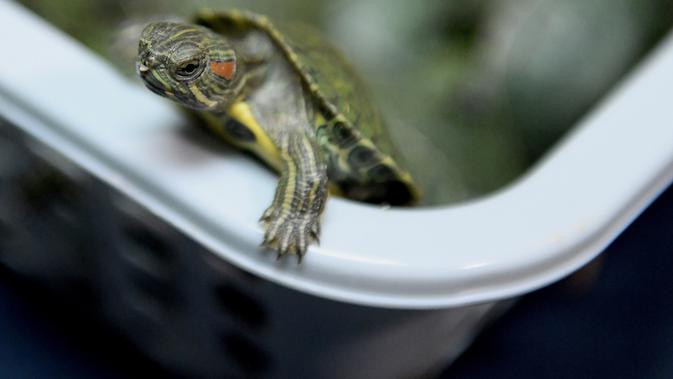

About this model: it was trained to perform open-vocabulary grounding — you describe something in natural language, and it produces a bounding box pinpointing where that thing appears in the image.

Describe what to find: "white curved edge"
[1,1,672,309]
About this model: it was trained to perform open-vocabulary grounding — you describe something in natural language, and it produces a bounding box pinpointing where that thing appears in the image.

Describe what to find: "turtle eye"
[175,60,203,80]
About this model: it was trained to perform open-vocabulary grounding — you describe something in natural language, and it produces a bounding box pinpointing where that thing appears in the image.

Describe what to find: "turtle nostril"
[147,55,159,67]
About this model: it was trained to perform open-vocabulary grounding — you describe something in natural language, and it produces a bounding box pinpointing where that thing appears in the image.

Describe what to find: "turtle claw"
[310,222,320,244]
[260,206,320,261]
[260,206,275,223]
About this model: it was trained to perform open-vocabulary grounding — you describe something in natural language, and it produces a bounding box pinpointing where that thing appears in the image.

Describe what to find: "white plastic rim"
[1,1,672,309]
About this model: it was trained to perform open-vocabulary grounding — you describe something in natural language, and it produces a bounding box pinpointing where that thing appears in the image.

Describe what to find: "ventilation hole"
[126,265,180,311]
[214,283,267,329]
[119,222,181,312]
[18,169,77,211]
[204,253,261,284]
[124,223,173,261]
[121,223,176,279]
[125,291,164,339]
[221,333,272,374]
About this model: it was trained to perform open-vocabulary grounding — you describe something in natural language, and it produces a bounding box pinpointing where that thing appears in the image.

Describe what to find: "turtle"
[136,9,419,260]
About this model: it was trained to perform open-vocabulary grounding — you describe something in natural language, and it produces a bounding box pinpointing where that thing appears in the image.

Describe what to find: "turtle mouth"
[136,64,210,109]
[143,80,173,98]
[141,76,205,109]
[137,67,174,98]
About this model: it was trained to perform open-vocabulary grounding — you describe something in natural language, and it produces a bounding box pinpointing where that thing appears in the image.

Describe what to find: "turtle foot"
[260,206,320,261]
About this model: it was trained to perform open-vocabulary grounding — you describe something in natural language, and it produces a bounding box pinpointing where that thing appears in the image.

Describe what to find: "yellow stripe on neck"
[227,101,282,171]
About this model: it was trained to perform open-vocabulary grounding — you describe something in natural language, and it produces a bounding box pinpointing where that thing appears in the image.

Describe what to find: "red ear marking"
[210,60,236,80]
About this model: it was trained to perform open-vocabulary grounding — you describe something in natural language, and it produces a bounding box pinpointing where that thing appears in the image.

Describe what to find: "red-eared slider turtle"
[136,9,419,260]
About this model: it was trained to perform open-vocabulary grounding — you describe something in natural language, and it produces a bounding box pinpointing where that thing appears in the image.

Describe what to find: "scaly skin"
[261,134,327,259]
[137,11,421,261]
[137,21,328,260]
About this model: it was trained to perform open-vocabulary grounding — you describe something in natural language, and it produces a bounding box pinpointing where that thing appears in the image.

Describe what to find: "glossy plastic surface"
[1,1,672,308]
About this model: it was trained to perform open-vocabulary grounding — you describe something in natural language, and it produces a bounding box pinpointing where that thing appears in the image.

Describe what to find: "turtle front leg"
[260,134,328,260]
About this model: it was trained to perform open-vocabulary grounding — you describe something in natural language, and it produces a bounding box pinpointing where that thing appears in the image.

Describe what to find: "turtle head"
[137,22,242,110]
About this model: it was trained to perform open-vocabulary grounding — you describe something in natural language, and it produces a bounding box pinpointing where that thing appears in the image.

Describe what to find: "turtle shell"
[193,9,420,205]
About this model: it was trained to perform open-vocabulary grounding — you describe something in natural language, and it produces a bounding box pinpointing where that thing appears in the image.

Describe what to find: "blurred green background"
[18,0,673,205]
